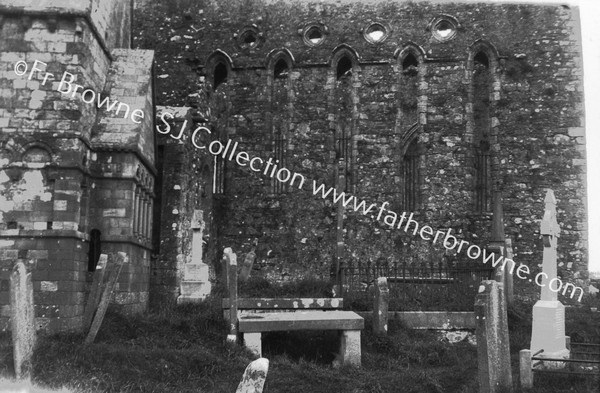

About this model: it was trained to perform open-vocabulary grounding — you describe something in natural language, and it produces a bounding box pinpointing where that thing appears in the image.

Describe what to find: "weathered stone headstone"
[503,238,514,306]
[224,247,238,343]
[372,277,389,336]
[239,238,258,282]
[475,280,513,393]
[489,190,514,307]
[530,190,569,362]
[519,349,533,389]
[178,210,212,303]
[85,252,127,345]
[235,358,269,393]
[9,261,36,379]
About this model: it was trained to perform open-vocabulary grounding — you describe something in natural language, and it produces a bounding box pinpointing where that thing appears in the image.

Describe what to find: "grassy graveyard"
[0,284,598,393]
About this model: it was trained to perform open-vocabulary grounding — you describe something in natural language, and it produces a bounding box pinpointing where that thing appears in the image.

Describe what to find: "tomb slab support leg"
[340,330,361,367]
[243,332,262,357]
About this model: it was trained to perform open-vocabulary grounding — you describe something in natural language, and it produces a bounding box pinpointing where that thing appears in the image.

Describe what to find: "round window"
[303,25,325,47]
[364,23,389,44]
[239,30,258,49]
[430,16,458,42]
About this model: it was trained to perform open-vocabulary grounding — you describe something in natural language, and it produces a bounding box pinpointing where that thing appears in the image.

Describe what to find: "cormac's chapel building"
[0,0,588,332]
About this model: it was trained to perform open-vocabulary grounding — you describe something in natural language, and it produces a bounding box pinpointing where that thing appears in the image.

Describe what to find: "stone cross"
[540,189,560,302]
[530,189,568,360]
[177,209,212,303]
[10,261,36,380]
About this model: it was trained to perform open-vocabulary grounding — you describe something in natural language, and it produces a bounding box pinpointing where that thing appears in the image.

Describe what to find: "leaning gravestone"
[85,252,128,345]
[235,358,269,393]
[10,261,36,379]
[239,238,258,282]
[475,280,513,393]
[530,189,569,362]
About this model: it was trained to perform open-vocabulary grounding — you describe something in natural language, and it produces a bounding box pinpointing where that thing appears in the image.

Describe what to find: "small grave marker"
[239,238,258,282]
[372,277,389,336]
[235,358,269,393]
[225,247,238,343]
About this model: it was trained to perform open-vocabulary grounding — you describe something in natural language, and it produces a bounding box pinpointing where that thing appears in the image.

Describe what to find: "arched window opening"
[88,229,101,272]
[22,147,51,163]
[474,51,490,69]
[213,155,225,195]
[403,139,419,211]
[274,59,289,79]
[475,140,491,212]
[402,53,419,74]
[213,62,228,91]
[473,50,492,212]
[336,56,353,80]
[400,52,420,126]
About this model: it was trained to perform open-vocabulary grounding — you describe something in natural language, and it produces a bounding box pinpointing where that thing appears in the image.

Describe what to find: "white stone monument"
[178,210,212,303]
[530,190,569,362]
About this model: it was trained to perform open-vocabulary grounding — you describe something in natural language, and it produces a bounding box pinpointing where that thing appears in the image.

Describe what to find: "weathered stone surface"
[235,358,269,393]
[475,280,513,393]
[10,261,36,379]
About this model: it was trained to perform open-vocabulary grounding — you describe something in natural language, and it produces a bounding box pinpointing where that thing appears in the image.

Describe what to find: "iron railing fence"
[343,257,495,311]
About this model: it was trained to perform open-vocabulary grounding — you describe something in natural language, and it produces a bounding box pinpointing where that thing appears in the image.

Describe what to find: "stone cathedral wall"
[136,0,587,295]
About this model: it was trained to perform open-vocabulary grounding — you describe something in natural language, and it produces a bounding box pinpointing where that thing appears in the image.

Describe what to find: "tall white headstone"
[530,190,569,361]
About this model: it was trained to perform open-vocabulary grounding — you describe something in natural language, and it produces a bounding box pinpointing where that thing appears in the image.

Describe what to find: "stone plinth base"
[177,263,211,304]
[531,300,568,356]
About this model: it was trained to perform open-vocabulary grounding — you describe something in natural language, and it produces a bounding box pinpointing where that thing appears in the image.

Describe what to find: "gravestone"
[235,358,269,393]
[372,277,389,336]
[9,261,36,379]
[225,247,238,343]
[530,190,569,362]
[239,238,258,282]
[488,190,513,306]
[503,238,514,306]
[178,210,212,303]
[475,280,513,393]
